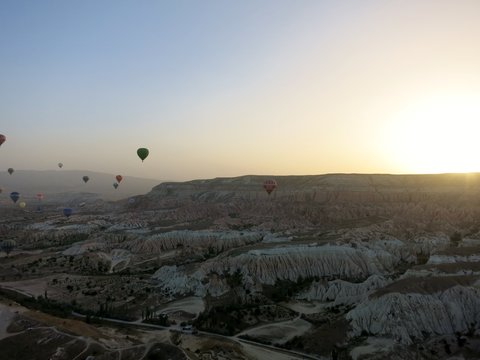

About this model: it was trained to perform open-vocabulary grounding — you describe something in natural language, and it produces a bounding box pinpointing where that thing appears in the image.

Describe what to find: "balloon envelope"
[263,179,277,195]
[63,208,73,217]
[82,176,89,183]
[116,175,123,183]
[36,193,44,201]
[58,163,63,168]
[7,168,14,175]
[0,134,5,146]
[10,192,19,203]
[19,201,26,208]
[113,182,119,189]
[137,148,149,162]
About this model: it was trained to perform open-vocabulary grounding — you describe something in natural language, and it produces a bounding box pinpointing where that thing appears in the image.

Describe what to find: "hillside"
[0,170,161,201]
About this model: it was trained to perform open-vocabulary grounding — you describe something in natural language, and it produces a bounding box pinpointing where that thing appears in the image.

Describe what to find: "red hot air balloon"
[0,134,5,146]
[36,193,44,201]
[263,179,277,195]
[116,175,123,183]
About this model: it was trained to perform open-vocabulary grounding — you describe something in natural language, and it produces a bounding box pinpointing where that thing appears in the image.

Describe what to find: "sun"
[385,94,480,174]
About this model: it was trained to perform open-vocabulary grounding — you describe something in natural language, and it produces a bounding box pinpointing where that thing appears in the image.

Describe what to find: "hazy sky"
[2,0,480,181]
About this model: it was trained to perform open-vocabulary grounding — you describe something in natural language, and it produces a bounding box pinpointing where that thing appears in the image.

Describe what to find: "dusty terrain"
[2,173,480,359]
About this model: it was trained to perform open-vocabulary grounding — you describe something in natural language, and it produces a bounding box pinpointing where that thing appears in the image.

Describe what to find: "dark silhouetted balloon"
[58,163,63,168]
[10,192,19,203]
[116,175,123,183]
[63,208,73,218]
[7,168,14,175]
[1,239,16,255]
[0,187,2,194]
[0,134,5,146]
[263,179,277,195]
[137,148,149,162]
[113,182,119,189]
[82,176,89,183]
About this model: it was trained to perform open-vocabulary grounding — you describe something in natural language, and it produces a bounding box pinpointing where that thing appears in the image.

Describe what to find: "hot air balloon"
[82,176,89,183]
[10,192,19,203]
[0,187,2,194]
[19,201,26,208]
[7,168,14,175]
[113,182,119,189]
[36,193,44,201]
[0,134,5,146]
[63,208,73,218]
[137,148,149,162]
[116,175,123,183]
[58,163,63,168]
[1,239,16,255]
[263,179,277,195]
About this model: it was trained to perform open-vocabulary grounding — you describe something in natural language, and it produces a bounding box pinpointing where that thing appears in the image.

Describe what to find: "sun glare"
[385,94,480,174]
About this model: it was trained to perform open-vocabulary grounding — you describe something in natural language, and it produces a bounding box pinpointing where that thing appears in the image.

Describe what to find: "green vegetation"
[264,276,318,302]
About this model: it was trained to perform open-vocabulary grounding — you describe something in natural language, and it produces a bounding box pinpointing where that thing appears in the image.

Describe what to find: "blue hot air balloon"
[10,192,20,203]
[63,208,73,218]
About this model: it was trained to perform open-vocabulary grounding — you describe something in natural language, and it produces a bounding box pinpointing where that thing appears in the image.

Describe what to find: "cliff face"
[133,173,480,233]
[347,284,480,344]
[297,275,391,305]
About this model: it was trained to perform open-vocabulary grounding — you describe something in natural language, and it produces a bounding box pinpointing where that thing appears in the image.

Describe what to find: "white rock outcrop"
[298,275,391,306]
[347,286,480,344]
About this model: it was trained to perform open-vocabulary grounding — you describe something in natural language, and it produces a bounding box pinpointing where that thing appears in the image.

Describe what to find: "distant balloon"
[19,201,26,208]
[7,168,14,175]
[0,134,6,146]
[82,176,89,183]
[36,206,43,213]
[58,163,63,168]
[263,179,277,195]
[10,192,19,203]
[1,239,16,255]
[36,193,44,201]
[115,175,123,183]
[113,182,119,189]
[63,208,73,218]
[0,187,2,194]
[137,148,149,162]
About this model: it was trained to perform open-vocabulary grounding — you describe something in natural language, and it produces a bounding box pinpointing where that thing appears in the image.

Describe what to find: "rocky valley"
[2,173,480,359]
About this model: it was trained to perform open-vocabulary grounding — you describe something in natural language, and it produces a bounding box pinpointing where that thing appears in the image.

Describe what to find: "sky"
[2,0,480,181]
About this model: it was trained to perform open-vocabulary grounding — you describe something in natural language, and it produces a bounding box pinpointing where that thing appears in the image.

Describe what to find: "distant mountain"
[0,170,161,201]
[148,172,480,200]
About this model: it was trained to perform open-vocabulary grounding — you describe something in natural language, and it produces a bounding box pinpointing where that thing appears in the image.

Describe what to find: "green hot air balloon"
[137,148,149,162]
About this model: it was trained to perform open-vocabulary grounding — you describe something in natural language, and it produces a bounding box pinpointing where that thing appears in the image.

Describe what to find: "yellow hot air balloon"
[19,201,26,208]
